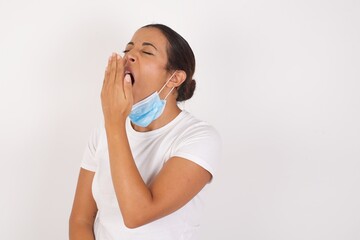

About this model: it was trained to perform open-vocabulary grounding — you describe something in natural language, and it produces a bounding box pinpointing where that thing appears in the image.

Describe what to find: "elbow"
[124,221,140,229]
[121,200,156,228]
[123,213,150,229]
[123,218,144,229]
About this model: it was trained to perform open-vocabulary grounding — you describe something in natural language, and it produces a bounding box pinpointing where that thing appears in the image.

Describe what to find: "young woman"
[69,23,221,240]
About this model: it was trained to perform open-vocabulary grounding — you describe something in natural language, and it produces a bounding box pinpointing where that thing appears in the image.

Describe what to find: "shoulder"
[176,111,222,144]
[93,120,107,140]
[85,120,107,152]
[171,111,222,161]
[81,120,107,172]
[170,111,222,179]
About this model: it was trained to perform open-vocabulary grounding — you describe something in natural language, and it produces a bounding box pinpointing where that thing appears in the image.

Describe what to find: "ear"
[168,70,186,88]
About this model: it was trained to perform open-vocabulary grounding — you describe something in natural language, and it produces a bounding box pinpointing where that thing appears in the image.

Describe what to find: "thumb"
[124,74,133,103]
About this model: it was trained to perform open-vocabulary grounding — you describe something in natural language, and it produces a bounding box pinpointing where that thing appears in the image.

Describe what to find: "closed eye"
[122,50,153,56]
[142,51,153,55]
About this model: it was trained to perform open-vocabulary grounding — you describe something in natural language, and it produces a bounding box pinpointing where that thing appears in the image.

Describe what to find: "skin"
[69,27,211,239]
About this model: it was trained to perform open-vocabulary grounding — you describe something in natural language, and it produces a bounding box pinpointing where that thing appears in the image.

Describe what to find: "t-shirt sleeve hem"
[81,162,97,172]
[171,152,216,182]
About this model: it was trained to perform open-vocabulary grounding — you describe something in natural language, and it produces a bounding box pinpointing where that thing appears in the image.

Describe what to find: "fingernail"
[125,74,131,83]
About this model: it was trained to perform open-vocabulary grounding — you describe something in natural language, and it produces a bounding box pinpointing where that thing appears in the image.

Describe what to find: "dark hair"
[141,24,196,102]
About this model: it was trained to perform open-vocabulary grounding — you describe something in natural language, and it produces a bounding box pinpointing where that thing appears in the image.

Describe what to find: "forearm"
[69,221,95,240]
[105,124,154,227]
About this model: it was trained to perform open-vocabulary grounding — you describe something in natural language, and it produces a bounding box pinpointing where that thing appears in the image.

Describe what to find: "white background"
[1,0,359,239]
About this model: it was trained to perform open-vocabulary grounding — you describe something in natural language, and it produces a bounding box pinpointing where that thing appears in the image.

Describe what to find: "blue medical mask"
[129,72,176,127]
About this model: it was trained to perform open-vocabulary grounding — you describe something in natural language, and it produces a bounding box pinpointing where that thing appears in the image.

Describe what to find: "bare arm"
[107,124,211,228]
[106,126,211,228]
[69,168,98,240]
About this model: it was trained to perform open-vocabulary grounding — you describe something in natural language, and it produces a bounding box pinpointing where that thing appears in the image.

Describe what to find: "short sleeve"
[81,124,103,172]
[170,123,222,180]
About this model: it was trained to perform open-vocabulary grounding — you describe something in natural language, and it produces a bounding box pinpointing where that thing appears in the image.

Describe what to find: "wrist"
[104,119,126,132]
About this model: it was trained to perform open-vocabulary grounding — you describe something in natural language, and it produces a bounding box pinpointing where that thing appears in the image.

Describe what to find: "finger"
[103,56,111,85]
[109,53,117,84]
[101,56,112,97]
[115,54,125,87]
[124,74,134,104]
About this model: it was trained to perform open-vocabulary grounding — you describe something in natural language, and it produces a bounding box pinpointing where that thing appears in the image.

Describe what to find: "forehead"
[130,27,168,50]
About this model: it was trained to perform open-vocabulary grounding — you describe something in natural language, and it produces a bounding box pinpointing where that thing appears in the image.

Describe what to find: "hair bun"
[177,78,196,102]
[188,79,196,98]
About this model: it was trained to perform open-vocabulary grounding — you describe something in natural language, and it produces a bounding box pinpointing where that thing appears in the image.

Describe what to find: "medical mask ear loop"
[129,71,177,127]
[158,71,177,100]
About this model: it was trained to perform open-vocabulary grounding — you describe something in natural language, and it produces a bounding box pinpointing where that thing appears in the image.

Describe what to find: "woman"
[69,23,221,240]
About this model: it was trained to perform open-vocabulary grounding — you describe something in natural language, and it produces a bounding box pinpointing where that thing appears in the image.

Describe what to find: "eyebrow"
[127,41,158,50]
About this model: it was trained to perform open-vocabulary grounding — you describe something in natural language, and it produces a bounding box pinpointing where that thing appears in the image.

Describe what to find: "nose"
[124,52,136,63]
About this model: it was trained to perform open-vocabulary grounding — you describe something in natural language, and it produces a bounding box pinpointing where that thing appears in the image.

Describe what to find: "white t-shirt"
[81,111,221,240]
